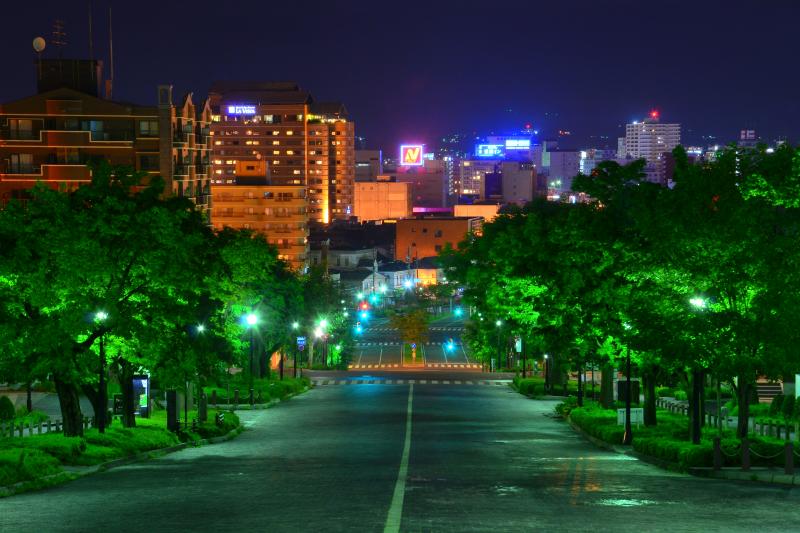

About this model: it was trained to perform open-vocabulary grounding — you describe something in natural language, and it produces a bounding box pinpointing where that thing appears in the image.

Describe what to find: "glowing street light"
[196,324,205,333]
[356,292,364,300]
[454,307,463,317]
[246,313,258,326]
[243,313,258,403]
[403,279,413,289]
[495,319,502,327]
[689,297,707,309]
[319,318,328,329]
[292,321,300,330]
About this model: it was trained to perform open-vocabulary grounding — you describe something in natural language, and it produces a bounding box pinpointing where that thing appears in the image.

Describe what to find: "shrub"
[513,377,545,396]
[633,437,713,469]
[0,396,15,421]
[195,410,240,439]
[7,434,86,462]
[674,390,688,401]
[0,448,62,487]
[555,396,578,417]
[569,406,625,444]
[656,387,675,398]
[769,394,784,416]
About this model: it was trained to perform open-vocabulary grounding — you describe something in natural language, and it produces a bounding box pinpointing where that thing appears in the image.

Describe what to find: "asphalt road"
[2,375,799,532]
[353,314,476,370]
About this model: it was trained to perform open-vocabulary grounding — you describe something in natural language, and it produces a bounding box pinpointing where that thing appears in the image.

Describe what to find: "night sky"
[2,0,798,151]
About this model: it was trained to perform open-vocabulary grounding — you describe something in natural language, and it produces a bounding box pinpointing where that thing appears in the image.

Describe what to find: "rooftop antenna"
[88,1,94,61]
[105,3,113,99]
[52,19,66,57]
[32,36,46,80]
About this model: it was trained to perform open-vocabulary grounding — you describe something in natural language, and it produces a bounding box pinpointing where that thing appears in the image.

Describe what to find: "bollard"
[47,420,52,434]
[37,422,42,435]
[249,388,254,406]
[198,394,208,423]
[785,443,794,475]
[742,439,751,471]
[713,437,722,471]
[234,389,240,406]
[211,389,217,406]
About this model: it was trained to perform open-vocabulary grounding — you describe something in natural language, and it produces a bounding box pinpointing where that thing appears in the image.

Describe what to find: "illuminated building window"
[272,141,280,145]
[273,160,280,165]
[264,115,275,123]
[213,159,222,165]
[225,160,236,165]
[287,131,294,136]
[214,140,223,145]
[273,150,280,155]
[211,115,221,122]
[286,150,294,155]
[296,114,303,121]
[246,130,253,135]
[293,170,301,175]
[215,169,223,174]
[316,160,323,165]
[273,131,279,135]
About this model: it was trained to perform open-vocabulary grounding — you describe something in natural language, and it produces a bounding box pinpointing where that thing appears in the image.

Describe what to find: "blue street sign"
[411,343,416,349]
[297,336,306,348]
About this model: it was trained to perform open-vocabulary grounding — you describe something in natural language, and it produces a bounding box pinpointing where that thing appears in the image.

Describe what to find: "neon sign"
[400,144,424,166]
[475,144,504,158]
[505,139,531,150]
[227,105,257,115]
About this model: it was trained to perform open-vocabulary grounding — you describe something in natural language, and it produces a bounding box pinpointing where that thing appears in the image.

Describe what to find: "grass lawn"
[203,376,310,404]
[0,408,241,493]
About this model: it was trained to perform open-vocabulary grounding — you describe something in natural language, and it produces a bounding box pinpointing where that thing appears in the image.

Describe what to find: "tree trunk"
[26,381,33,412]
[118,360,136,428]
[81,383,107,430]
[689,369,703,444]
[737,375,751,439]
[643,371,657,427]
[600,362,614,409]
[54,376,84,437]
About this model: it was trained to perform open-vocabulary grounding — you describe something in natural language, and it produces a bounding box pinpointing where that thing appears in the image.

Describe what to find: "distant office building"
[395,217,481,261]
[0,62,211,216]
[547,149,582,194]
[395,158,449,208]
[453,203,501,222]
[354,179,412,221]
[208,82,355,223]
[620,111,680,185]
[355,149,383,181]
[458,159,499,198]
[211,184,309,270]
[500,161,535,204]
[738,129,758,148]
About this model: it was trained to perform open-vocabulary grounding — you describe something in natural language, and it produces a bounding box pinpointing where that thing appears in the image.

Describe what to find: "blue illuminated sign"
[475,144,504,157]
[505,139,531,150]
[227,105,257,115]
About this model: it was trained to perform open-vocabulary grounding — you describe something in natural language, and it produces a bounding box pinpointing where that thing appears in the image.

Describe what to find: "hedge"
[0,448,62,487]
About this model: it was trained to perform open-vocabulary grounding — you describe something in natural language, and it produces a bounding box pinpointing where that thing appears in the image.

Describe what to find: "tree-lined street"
[2,378,798,532]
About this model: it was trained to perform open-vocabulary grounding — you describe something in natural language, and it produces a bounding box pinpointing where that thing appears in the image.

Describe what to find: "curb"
[0,423,246,498]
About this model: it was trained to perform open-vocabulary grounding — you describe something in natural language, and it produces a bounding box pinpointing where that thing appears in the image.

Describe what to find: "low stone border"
[0,423,246,498]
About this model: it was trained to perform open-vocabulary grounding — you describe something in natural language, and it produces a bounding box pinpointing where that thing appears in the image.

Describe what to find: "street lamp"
[94,311,109,433]
[291,321,300,378]
[544,353,549,393]
[244,313,258,404]
[689,297,707,443]
[196,324,205,333]
[495,320,503,372]
[623,321,633,445]
[689,297,707,309]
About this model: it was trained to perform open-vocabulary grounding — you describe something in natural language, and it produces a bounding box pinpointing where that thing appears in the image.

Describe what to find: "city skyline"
[0,0,797,151]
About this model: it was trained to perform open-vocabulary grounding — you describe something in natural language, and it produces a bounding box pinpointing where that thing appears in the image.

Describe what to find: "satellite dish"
[33,37,46,53]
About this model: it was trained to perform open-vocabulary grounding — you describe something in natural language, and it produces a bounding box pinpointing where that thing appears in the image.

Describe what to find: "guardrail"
[0,416,95,438]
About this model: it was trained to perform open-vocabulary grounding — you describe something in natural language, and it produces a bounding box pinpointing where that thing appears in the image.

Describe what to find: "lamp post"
[495,320,503,373]
[95,311,108,433]
[623,321,633,445]
[544,353,549,393]
[245,313,258,404]
[689,297,707,444]
[292,321,300,378]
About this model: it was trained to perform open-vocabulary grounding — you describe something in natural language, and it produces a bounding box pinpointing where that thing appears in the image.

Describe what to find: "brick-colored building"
[395,217,481,261]
[207,82,354,224]
[354,179,412,221]
[211,184,309,270]
[0,63,211,216]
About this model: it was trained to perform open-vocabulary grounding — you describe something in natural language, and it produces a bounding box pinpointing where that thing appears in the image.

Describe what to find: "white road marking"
[442,344,448,364]
[379,346,383,366]
[460,343,470,364]
[384,384,414,533]
[358,349,364,366]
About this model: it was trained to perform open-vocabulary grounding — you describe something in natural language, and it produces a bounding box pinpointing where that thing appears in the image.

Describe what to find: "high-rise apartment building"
[210,184,309,270]
[355,149,383,181]
[0,60,211,216]
[208,82,355,224]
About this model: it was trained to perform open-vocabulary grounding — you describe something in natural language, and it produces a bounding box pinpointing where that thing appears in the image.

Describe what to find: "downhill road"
[1,374,798,532]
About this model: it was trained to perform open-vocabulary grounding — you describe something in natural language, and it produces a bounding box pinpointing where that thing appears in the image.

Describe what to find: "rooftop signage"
[400,144,424,166]
[227,104,257,115]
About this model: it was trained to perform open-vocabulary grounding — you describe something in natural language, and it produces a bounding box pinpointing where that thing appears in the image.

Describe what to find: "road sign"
[617,408,644,426]
[297,336,306,350]
[411,343,416,349]
[514,336,522,353]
